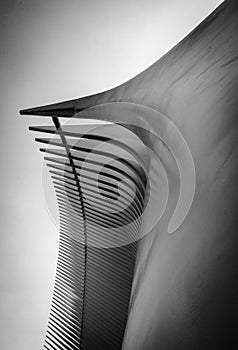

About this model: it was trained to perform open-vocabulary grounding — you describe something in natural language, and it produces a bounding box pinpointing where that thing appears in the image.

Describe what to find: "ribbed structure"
[21,2,238,349]
[28,121,149,350]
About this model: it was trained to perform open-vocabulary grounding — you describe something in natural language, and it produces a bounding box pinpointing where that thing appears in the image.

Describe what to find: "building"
[21,1,238,349]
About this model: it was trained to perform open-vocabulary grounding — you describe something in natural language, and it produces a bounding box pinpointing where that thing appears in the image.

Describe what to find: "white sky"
[0,1,223,349]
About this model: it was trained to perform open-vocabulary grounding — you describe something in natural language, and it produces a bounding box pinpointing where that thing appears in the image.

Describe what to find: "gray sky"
[0,1,223,349]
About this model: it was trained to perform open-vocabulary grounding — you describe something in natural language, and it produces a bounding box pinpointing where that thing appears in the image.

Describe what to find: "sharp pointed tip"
[20,107,40,115]
[19,99,77,117]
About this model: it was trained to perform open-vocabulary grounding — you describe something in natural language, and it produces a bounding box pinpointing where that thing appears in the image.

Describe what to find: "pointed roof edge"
[20,0,229,118]
[20,98,78,117]
[19,87,116,117]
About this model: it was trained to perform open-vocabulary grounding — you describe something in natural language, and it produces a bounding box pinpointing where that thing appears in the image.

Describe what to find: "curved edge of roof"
[19,0,228,118]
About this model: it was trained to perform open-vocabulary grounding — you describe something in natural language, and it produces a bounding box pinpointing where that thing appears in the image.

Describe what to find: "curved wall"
[21,1,238,348]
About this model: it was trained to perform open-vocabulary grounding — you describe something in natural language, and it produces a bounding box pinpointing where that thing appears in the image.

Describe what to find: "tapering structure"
[28,121,149,350]
[21,1,238,349]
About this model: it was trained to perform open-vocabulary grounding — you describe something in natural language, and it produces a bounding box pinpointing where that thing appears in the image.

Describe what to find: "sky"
[0,0,223,349]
